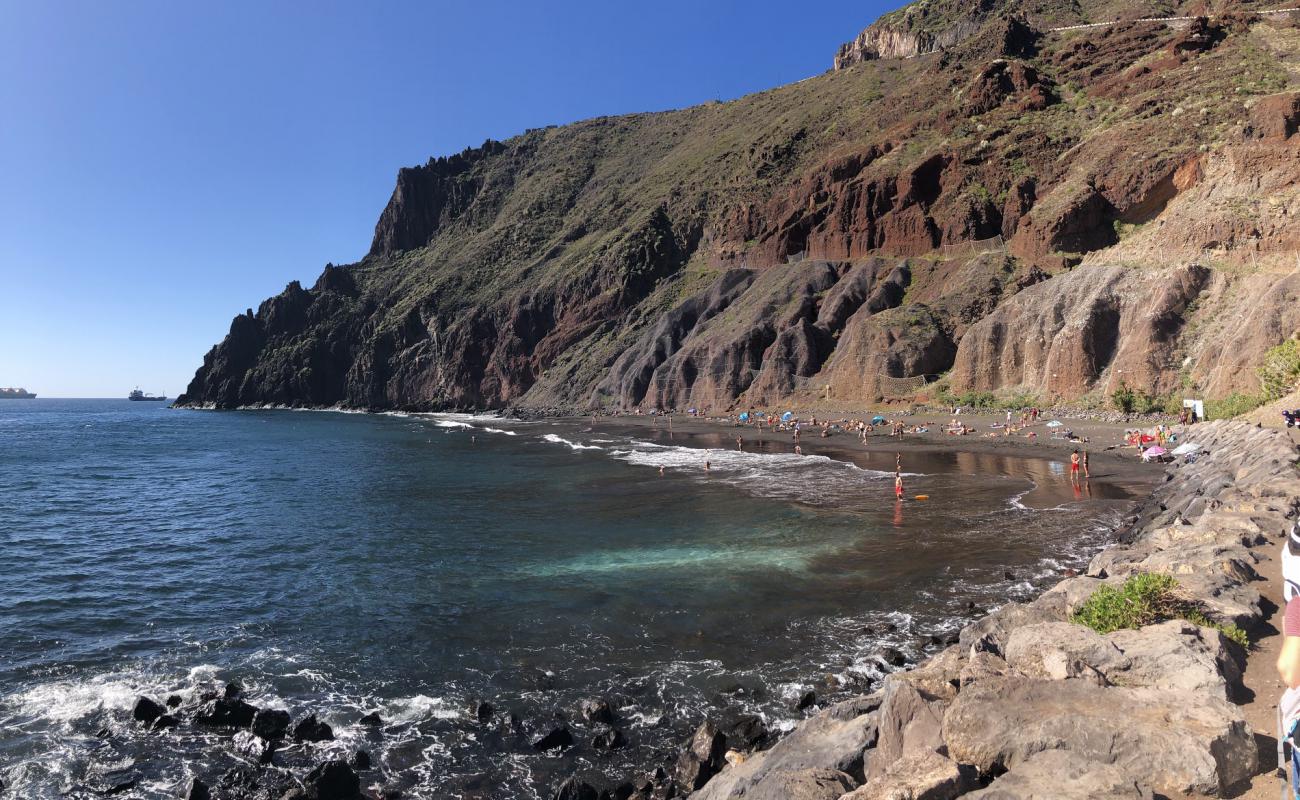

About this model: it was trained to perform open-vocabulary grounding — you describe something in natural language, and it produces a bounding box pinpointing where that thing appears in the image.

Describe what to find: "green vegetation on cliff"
[177,0,1300,413]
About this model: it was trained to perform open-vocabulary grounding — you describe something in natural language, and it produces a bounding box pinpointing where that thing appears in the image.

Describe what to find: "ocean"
[0,399,1135,798]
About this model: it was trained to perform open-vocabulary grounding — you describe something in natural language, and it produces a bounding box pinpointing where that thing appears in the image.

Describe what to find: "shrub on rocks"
[1070,572,1248,646]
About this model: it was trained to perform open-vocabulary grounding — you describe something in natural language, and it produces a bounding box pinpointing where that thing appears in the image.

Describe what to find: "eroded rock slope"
[178,1,1300,411]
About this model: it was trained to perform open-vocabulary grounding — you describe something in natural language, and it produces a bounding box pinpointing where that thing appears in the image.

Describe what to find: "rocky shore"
[62,420,1291,800]
[620,420,1294,800]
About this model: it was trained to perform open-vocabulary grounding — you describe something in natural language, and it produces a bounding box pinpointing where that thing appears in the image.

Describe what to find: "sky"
[0,0,896,398]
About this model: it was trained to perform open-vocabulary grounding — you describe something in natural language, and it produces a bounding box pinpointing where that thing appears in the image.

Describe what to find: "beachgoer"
[704,460,710,472]
[736,435,743,450]
[894,470,904,499]
[1082,450,1090,479]
[1070,449,1081,482]
[794,445,802,455]
[1276,521,1300,797]
[659,466,665,476]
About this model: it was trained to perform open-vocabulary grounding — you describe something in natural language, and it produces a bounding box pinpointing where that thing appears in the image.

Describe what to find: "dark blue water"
[0,400,1134,798]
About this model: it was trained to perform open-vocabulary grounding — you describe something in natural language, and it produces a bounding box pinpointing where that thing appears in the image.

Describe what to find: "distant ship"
[129,388,166,402]
[0,387,36,399]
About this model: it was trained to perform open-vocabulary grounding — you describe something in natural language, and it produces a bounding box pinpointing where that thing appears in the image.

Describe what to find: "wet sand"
[582,410,1161,510]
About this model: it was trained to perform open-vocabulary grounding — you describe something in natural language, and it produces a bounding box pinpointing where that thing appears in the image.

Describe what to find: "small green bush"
[1112,381,1135,413]
[1259,337,1300,401]
[1205,392,1266,421]
[1071,573,1248,647]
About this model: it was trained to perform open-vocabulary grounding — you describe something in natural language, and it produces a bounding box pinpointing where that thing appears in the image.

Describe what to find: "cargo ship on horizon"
[129,388,166,401]
[0,387,36,399]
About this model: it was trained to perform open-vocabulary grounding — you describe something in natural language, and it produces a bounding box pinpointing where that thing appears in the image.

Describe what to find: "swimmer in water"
[659,466,665,476]
[794,445,802,455]
[894,470,904,500]
[736,435,743,450]
[704,460,710,472]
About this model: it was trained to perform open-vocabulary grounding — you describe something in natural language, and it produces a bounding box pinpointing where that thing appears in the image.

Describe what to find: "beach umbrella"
[781,411,793,422]
[738,412,749,422]
[1142,445,1167,461]
[1045,420,1063,428]
[872,415,887,424]
[1170,442,1201,456]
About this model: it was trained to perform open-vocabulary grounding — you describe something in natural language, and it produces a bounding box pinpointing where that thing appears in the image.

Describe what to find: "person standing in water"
[1070,449,1081,483]
[894,469,904,500]
[1082,450,1090,479]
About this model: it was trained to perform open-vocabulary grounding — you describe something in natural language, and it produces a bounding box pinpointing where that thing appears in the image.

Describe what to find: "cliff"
[178,0,1300,413]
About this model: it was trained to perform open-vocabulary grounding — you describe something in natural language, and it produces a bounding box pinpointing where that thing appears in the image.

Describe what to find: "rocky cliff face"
[178,1,1300,412]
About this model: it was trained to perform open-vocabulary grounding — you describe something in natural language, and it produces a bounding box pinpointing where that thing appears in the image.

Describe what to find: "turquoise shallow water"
[0,400,1132,798]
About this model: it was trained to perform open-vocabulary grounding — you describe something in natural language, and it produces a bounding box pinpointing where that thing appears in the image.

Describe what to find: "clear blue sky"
[0,0,895,398]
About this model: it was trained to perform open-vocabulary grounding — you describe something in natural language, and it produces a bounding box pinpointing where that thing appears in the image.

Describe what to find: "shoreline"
[649,419,1300,800]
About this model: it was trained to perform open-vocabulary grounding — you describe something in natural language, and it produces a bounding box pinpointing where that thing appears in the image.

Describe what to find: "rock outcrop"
[685,421,1296,799]
[177,2,1300,414]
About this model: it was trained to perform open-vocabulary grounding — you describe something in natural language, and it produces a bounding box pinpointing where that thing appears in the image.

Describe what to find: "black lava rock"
[183,777,211,800]
[532,726,575,752]
[674,721,727,791]
[251,708,291,740]
[471,701,494,723]
[223,682,243,700]
[359,711,384,727]
[194,698,259,729]
[350,749,372,770]
[880,648,908,667]
[293,713,335,743]
[579,697,615,725]
[551,777,600,800]
[592,727,627,750]
[232,730,277,765]
[303,760,361,800]
[795,690,817,710]
[724,714,769,750]
[131,696,165,724]
[151,713,180,731]
[166,694,183,708]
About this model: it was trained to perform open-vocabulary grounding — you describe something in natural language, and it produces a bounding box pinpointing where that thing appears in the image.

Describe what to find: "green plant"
[1205,392,1266,420]
[1072,573,1248,647]
[1259,337,1300,401]
[1111,380,1138,413]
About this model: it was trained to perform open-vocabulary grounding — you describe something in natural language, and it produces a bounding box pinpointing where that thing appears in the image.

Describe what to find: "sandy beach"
[584,408,1164,510]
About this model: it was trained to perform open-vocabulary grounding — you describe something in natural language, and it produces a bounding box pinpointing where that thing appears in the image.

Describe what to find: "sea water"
[0,400,1133,798]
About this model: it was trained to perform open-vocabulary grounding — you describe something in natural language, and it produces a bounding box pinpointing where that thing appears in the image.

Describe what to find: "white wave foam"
[541,433,602,451]
[383,694,462,723]
[7,674,153,724]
